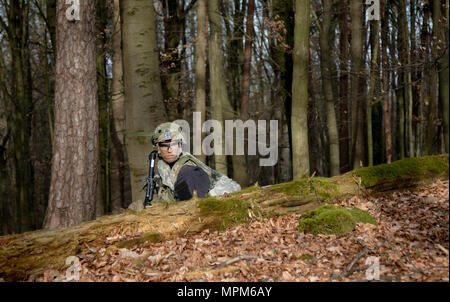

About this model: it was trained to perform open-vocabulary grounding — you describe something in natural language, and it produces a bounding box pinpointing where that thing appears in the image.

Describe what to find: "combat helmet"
[151,122,186,146]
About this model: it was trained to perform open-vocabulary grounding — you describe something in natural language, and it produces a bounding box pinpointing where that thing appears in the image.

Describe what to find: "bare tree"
[120,0,168,204]
[44,0,99,229]
[350,0,364,169]
[110,0,130,213]
[291,0,310,178]
[367,16,380,166]
[208,0,229,174]
[318,0,340,175]
[381,0,392,163]
[339,0,351,172]
[194,0,208,164]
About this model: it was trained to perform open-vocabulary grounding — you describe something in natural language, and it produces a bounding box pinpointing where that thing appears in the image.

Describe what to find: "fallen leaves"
[29,180,449,282]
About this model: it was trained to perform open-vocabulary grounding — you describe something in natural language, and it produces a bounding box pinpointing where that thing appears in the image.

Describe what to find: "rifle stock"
[143,150,158,208]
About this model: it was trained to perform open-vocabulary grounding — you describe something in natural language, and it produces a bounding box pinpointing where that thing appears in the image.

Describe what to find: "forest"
[0,0,448,283]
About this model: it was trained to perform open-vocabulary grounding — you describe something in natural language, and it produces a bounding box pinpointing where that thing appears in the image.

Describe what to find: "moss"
[298,253,315,261]
[270,177,340,201]
[105,245,118,255]
[198,197,262,231]
[231,184,260,195]
[251,192,263,199]
[115,233,162,248]
[348,208,377,225]
[353,154,449,188]
[297,205,376,235]
[124,208,138,214]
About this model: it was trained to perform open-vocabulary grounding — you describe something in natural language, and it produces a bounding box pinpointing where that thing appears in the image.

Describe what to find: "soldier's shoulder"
[183,160,198,167]
[179,153,199,165]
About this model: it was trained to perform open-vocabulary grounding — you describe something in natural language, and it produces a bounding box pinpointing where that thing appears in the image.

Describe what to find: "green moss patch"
[298,253,315,261]
[115,233,163,249]
[353,154,449,188]
[198,197,261,231]
[232,184,260,195]
[297,205,376,235]
[270,177,340,201]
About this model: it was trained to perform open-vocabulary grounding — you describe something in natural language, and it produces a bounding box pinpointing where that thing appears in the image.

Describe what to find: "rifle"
[143,150,158,208]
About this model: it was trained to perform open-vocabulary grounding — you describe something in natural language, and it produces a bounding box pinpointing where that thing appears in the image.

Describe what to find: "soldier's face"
[159,141,180,163]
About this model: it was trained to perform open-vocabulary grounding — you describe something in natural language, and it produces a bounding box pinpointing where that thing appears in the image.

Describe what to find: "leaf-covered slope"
[27,179,450,282]
[0,154,448,281]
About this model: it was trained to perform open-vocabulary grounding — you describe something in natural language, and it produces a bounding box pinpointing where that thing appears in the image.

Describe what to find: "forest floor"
[30,179,449,282]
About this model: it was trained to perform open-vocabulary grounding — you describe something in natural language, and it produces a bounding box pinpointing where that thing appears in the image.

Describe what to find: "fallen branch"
[215,255,258,269]
[307,171,319,199]
[436,244,449,256]
[352,175,373,198]
[261,196,314,208]
[332,248,369,280]
[142,271,171,278]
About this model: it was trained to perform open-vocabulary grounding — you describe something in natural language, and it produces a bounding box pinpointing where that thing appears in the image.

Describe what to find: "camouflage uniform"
[151,123,241,202]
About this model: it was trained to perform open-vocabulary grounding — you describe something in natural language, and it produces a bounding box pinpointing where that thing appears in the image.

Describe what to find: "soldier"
[137,122,241,206]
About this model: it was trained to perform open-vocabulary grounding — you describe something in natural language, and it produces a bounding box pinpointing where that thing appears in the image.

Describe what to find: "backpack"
[155,152,241,201]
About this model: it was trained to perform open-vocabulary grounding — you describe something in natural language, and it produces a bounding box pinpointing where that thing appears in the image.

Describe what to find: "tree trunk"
[221,0,249,186]
[418,2,431,158]
[43,0,99,229]
[270,0,294,183]
[110,0,130,213]
[46,0,57,60]
[120,0,168,203]
[96,0,109,217]
[194,0,208,164]
[436,0,449,153]
[389,12,398,162]
[426,0,441,155]
[319,0,340,176]
[264,0,292,183]
[4,1,35,233]
[367,19,380,166]
[240,0,255,121]
[350,0,364,169]
[208,0,228,175]
[308,45,322,176]
[0,42,14,235]
[0,127,12,235]
[233,0,255,187]
[291,0,310,179]
[410,0,420,157]
[43,0,56,143]
[161,0,184,122]
[339,0,350,172]
[398,1,414,158]
[380,0,392,163]
[397,87,406,159]
[31,0,53,231]
[223,0,245,113]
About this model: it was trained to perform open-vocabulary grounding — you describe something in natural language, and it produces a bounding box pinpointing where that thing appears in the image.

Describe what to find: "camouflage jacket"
[154,152,241,202]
